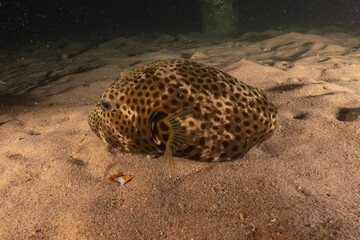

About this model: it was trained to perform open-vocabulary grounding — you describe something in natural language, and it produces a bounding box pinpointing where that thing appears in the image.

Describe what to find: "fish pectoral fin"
[161,106,196,169]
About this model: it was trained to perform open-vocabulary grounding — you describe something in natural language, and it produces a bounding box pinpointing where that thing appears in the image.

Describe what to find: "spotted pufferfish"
[88,59,277,168]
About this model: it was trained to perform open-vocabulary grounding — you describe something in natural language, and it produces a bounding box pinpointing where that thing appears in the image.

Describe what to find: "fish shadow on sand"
[336,107,360,122]
[267,83,306,92]
[13,64,102,95]
[268,42,313,62]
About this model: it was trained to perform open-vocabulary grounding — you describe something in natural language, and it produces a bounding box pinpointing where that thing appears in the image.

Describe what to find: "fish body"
[88,59,277,166]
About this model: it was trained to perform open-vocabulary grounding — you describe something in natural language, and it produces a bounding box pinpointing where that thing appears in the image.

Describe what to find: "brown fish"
[88,59,277,168]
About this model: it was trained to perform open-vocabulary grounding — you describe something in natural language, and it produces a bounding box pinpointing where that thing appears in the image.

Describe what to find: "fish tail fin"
[163,145,175,169]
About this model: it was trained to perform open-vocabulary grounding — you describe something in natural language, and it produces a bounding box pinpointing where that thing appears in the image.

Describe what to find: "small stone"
[190,51,209,59]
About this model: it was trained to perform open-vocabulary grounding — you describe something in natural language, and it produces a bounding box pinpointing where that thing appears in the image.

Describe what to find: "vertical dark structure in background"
[199,0,238,35]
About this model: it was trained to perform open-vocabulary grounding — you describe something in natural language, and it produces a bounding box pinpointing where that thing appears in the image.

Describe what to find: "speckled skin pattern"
[88,59,277,162]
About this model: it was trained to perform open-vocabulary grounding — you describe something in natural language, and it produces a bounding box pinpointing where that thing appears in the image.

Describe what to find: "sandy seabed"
[1,28,360,239]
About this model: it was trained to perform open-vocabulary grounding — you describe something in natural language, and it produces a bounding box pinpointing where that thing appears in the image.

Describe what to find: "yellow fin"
[163,146,175,169]
[161,106,196,169]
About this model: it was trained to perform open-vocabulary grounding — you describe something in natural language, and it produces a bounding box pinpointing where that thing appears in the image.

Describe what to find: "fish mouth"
[88,104,106,141]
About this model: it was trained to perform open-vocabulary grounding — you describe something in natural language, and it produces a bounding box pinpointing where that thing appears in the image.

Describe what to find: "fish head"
[88,87,131,150]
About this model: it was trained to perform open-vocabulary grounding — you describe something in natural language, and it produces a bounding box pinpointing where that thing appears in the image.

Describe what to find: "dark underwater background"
[1,0,360,52]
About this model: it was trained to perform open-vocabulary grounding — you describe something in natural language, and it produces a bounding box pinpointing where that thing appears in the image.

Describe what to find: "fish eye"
[101,100,112,111]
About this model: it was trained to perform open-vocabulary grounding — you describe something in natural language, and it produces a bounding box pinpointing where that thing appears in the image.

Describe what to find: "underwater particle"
[109,171,132,185]
[118,198,125,206]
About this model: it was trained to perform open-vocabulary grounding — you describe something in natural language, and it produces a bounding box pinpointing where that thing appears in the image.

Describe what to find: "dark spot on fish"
[161,95,168,100]
[170,98,179,106]
[211,84,219,91]
[196,77,204,84]
[232,145,239,152]
[199,137,205,145]
[153,92,160,98]
[220,153,227,158]
[182,145,195,153]
[241,111,249,118]
[174,92,183,99]
[203,113,208,120]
